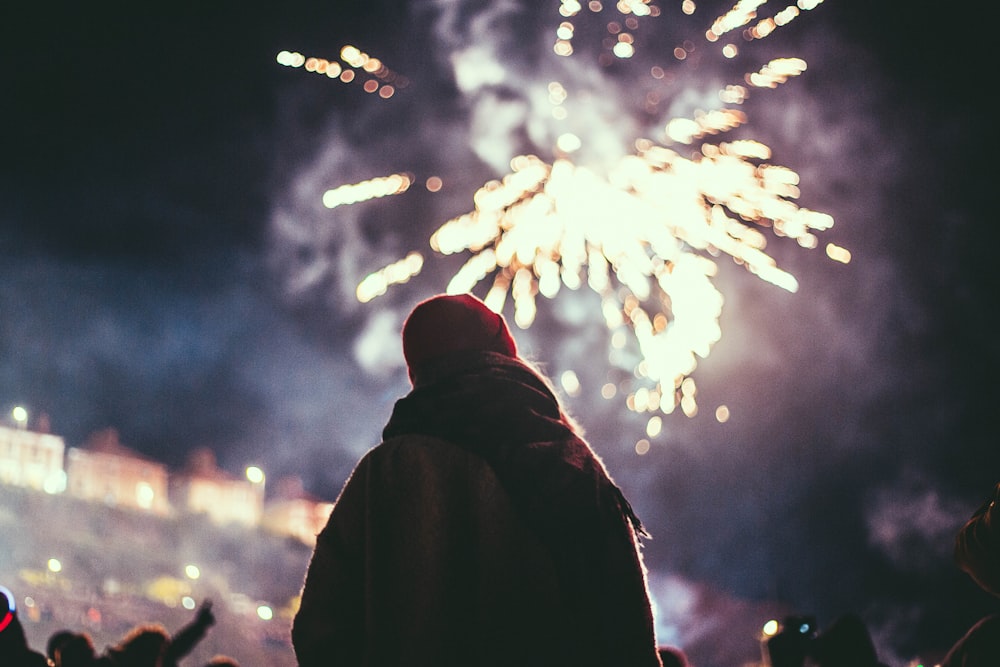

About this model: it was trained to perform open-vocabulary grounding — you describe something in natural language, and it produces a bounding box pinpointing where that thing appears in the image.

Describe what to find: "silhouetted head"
[808,613,881,667]
[110,624,169,666]
[658,645,690,667]
[54,632,97,666]
[402,293,517,384]
[205,656,240,667]
[47,630,76,660]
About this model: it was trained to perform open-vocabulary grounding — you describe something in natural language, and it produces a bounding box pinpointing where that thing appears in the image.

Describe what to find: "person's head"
[807,613,880,667]
[112,624,169,666]
[658,645,690,667]
[401,293,518,384]
[205,656,239,667]
[47,630,77,660]
[53,632,97,666]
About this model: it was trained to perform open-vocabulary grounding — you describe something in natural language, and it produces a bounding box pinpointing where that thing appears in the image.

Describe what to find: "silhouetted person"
[806,613,888,667]
[766,616,816,667]
[293,293,662,666]
[51,631,110,667]
[954,481,1000,597]
[0,586,50,666]
[941,482,1000,667]
[48,630,77,663]
[105,600,215,667]
[104,624,170,667]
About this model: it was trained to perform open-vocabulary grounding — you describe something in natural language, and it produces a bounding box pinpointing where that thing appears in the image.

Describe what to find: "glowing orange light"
[613,42,635,58]
[357,253,424,303]
[278,45,403,99]
[323,173,411,210]
[826,243,852,263]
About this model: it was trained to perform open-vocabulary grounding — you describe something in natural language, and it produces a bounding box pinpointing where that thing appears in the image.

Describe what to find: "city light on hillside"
[136,482,155,509]
[12,406,27,429]
[43,470,67,495]
[246,466,265,485]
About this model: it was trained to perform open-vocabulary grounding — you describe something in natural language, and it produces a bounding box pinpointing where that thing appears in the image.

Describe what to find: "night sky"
[2,1,996,664]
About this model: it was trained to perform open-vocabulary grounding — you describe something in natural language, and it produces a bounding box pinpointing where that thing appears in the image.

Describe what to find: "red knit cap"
[402,293,517,373]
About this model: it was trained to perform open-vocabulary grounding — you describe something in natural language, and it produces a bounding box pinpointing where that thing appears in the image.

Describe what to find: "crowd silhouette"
[1,593,237,667]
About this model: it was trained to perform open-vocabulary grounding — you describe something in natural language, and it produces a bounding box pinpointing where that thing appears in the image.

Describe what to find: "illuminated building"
[0,424,66,494]
[64,427,170,516]
[170,447,263,527]
[260,476,334,546]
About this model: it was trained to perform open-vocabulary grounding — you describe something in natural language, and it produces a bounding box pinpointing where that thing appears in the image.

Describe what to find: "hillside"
[1,484,313,666]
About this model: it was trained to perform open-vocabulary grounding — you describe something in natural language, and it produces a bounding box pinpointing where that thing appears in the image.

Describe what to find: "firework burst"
[346,0,845,420]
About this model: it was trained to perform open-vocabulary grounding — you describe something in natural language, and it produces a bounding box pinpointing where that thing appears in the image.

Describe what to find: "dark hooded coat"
[292,351,661,667]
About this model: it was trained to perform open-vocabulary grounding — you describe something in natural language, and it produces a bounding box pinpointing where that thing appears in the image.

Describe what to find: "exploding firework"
[341,0,846,420]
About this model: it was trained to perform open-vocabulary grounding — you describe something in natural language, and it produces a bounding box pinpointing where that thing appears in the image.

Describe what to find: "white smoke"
[268,137,379,315]
[866,478,969,572]
[353,306,406,375]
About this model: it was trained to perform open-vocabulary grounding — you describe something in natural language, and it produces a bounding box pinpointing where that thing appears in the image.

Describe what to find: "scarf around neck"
[383,350,646,540]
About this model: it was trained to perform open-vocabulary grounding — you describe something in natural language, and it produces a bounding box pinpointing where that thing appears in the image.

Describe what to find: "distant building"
[171,448,263,527]
[0,424,66,493]
[65,427,170,515]
[260,476,333,546]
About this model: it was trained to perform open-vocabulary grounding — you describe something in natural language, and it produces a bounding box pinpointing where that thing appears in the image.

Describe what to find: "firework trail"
[277,45,407,99]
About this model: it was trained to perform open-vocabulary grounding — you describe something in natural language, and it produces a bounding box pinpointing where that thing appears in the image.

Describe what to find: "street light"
[246,465,265,486]
[11,406,28,429]
[246,465,266,500]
